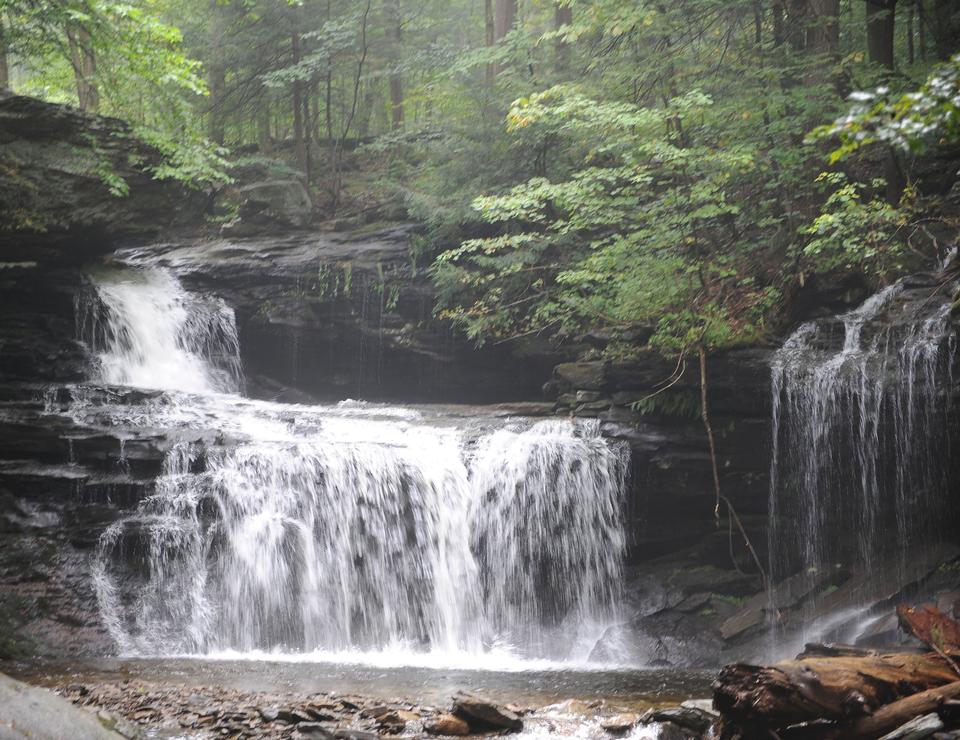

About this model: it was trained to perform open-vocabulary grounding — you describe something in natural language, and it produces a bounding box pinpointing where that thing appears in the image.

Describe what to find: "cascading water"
[768,276,957,644]
[81,267,628,664]
[77,268,243,394]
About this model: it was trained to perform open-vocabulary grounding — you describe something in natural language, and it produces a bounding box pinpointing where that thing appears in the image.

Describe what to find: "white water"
[77,269,243,394]
[768,278,956,648]
[81,268,629,666]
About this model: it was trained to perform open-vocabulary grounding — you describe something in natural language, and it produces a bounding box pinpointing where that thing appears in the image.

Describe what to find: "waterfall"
[77,268,243,394]
[82,267,628,664]
[768,277,957,641]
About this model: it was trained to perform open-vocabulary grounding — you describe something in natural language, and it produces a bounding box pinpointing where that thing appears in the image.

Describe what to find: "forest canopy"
[1,0,959,357]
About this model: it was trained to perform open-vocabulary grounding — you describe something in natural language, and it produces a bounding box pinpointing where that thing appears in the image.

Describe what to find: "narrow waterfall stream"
[75,268,629,666]
[768,276,958,648]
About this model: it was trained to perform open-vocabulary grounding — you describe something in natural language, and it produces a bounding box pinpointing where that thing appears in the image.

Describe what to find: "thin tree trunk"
[208,0,227,145]
[67,25,99,112]
[302,76,312,182]
[329,0,371,214]
[484,0,495,86]
[753,0,763,45]
[257,103,272,154]
[866,0,898,70]
[491,0,517,77]
[919,0,927,59]
[494,0,517,39]
[810,0,840,56]
[291,29,308,178]
[772,0,786,46]
[0,20,9,89]
[907,0,915,64]
[699,347,722,522]
[388,0,403,130]
[554,3,573,74]
[931,0,959,60]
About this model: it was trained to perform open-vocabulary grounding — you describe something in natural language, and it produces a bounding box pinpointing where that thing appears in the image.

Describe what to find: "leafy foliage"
[3,0,958,356]
[812,54,960,161]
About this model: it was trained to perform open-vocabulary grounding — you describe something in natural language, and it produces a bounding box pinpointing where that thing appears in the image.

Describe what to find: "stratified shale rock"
[0,92,204,262]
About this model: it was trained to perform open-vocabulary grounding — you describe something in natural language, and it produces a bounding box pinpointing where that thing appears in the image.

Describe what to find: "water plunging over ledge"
[73,267,629,667]
[768,276,958,649]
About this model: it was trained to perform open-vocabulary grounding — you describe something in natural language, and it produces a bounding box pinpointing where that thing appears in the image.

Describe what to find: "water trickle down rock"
[767,276,959,647]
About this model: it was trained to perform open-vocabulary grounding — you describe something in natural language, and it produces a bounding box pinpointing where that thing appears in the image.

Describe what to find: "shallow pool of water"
[5,657,713,711]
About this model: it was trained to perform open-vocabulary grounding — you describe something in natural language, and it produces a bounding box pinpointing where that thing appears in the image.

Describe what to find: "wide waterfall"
[768,276,957,642]
[81,268,628,664]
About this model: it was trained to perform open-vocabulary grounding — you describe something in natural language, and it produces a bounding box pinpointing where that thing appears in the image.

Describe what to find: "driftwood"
[713,652,958,737]
[823,680,960,739]
[715,604,960,738]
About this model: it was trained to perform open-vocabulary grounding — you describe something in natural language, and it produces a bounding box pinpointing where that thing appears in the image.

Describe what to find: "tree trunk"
[931,0,959,61]
[809,0,840,56]
[866,0,898,70]
[67,25,99,112]
[208,0,227,145]
[554,3,573,73]
[494,0,517,40]
[772,0,787,45]
[0,20,9,89]
[919,0,927,59]
[257,104,273,154]
[291,30,309,178]
[484,0,496,84]
[388,0,403,130]
[907,0,915,64]
[715,652,959,738]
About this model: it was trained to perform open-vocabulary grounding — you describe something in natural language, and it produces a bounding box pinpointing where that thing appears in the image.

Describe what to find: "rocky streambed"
[3,659,715,739]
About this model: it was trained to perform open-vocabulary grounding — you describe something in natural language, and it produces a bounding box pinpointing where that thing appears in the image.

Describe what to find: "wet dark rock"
[653,705,715,734]
[657,722,697,740]
[590,606,725,668]
[110,231,566,404]
[452,692,523,732]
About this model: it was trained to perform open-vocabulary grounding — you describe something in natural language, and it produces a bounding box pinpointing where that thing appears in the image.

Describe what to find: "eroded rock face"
[0,92,205,262]
[0,385,171,659]
[108,228,566,404]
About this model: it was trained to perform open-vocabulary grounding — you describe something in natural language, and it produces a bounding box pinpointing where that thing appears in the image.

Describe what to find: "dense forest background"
[1,0,959,360]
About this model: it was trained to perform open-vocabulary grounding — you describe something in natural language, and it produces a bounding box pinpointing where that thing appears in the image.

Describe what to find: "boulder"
[452,692,523,732]
[653,705,715,734]
[600,713,640,734]
[221,180,313,236]
[0,672,124,738]
[552,361,608,392]
[424,714,471,736]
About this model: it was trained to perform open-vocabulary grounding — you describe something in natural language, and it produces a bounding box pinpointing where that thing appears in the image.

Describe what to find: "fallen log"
[822,680,960,739]
[714,652,958,737]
